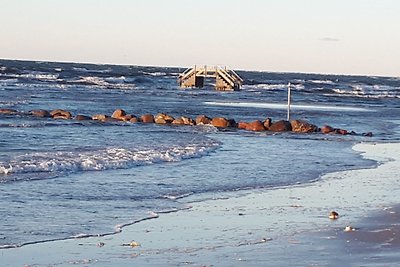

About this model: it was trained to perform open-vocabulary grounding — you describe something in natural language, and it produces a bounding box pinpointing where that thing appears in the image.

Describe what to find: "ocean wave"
[0,72,61,82]
[141,71,167,77]
[71,76,135,90]
[0,142,219,176]
[242,83,305,91]
[72,67,111,73]
[308,79,337,85]
[332,86,399,99]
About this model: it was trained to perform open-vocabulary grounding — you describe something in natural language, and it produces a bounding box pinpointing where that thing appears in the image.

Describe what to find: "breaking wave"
[0,142,220,177]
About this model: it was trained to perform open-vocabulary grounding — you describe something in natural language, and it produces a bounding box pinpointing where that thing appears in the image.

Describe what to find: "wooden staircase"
[178,66,243,91]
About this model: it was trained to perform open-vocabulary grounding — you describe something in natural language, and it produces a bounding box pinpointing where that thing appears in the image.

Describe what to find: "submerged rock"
[30,109,51,118]
[75,114,92,121]
[0,108,18,115]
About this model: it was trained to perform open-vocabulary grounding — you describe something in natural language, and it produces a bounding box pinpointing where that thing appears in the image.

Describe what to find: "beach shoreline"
[2,141,400,266]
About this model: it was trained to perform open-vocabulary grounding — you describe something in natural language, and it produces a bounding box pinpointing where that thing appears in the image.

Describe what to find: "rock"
[245,120,265,131]
[320,125,335,134]
[75,114,92,120]
[268,120,292,132]
[211,117,230,128]
[92,114,107,121]
[329,211,339,220]
[195,115,211,125]
[238,121,248,130]
[344,226,355,232]
[103,117,119,122]
[263,118,272,129]
[336,129,348,135]
[172,117,185,125]
[111,109,126,119]
[181,116,195,126]
[0,108,18,115]
[30,109,51,118]
[50,109,72,119]
[363,132,373,137]
[120,115,134,122]
[140,114,155,123]
[228,119,237,128]
[129,116,140,123]
[290,120,318,133]
[155,113,174,124]
[172,116,195,126]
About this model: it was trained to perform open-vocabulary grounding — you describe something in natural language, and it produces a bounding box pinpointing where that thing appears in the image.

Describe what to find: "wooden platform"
[178,66,243,91]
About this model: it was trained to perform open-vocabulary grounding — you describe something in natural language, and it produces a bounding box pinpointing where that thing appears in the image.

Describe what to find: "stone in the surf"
[0,108,18,115]
[30,109,51,118]
[75,114,92,120]
[290,120,318,133]
[172,116,195,126]
[245,120,265,131]
[268,120,292,132]
[263,118,272,130]
[195,115,211,125]
[211,117,231,128]
[92,114,107,121]
[238,121,249,129]
[51,109,72,119]
[120,115,134,122]
[181,116,195,126]
[140,114,155,123]
[335,128,348,135]
[155,113,175,124]
[172,117,185,125]
[320,125,335,134]
[111,109,127,120]
[129,116,140,123]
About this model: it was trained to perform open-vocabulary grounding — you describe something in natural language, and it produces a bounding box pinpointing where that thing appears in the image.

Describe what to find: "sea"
[0,59,399,248]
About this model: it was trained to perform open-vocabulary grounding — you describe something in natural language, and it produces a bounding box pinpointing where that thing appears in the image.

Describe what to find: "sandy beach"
[1,142,399,266]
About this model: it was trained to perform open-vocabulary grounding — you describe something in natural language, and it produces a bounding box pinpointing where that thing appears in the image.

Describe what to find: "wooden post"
[287,82,291,121]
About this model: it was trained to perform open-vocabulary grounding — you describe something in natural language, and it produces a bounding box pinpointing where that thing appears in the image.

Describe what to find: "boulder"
[103,117,119,122]
[92,114,107,121]
[111,109,126,119]
[228,119,237,128]
[30,109,51,118]
[268,120,292,132]
[172,117,184,125]
[181,116,195,126]
[290,120,318,133]
[129,116,140,123]
[238,121,248,130]
[75,114,92,120]
[50,109,72,119]
[0,108,18,115]
[195,115,211,125]
[263,118,272,129]
[245,120,265,131]
[120,115,134,122]
[211,117,230,128]
[155,113,175,124]
[320,125,335,134]
[335,129,348,135]
[140,114,155,123]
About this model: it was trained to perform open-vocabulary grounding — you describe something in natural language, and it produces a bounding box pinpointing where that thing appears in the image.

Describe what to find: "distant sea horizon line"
[0,57,398,79]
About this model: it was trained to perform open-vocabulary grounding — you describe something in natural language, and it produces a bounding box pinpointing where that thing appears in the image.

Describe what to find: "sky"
[0,0,399,77]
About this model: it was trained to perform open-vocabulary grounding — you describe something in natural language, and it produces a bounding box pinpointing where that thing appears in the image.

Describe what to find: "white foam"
[0,143,219,175]
[204,101,370,112]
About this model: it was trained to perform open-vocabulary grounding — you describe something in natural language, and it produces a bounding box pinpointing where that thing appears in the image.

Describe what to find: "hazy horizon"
[1,0,399,77]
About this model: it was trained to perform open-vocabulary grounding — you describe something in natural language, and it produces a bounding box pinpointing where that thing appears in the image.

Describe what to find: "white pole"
[287,82,291,121]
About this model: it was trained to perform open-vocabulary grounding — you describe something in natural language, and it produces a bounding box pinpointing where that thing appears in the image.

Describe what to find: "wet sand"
[1,142,399,266]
